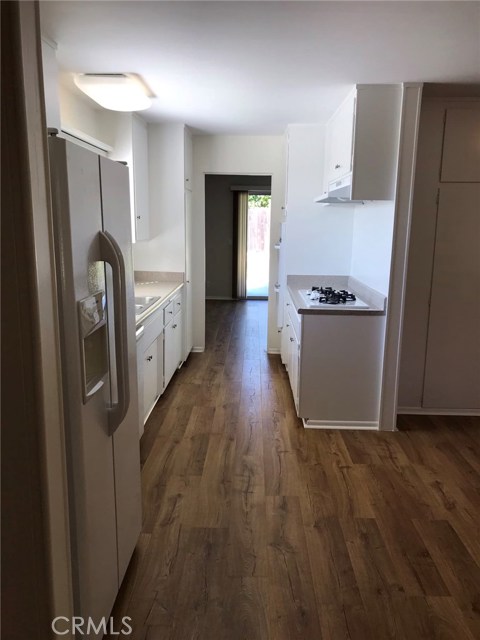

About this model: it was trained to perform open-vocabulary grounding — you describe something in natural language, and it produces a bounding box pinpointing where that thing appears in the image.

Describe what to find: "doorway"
[233,188,271,300]
[204,175,272,301]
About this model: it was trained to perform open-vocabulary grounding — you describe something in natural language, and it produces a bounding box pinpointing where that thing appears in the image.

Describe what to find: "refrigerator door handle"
[99,230,130,435]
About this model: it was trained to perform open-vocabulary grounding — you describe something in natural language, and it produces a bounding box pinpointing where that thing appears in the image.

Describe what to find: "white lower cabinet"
[280,306,290,365]
[287,324,300,411]
[281,293,301,411]
[142,338,160,422]
[164,303,183,388]
[282,290,385,428]
[136,286,185,433]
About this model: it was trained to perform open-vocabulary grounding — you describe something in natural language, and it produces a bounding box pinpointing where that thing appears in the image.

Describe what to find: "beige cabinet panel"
[423,183,480,408]
[441,108,480,182]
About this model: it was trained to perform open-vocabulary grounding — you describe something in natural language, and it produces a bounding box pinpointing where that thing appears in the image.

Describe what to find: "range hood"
[315,174,364,205]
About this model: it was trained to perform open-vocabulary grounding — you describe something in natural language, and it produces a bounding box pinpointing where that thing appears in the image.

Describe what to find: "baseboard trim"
[191,347,205,353]
[397,406,480,416]
[267,348,280,355]
[303,419,379,430]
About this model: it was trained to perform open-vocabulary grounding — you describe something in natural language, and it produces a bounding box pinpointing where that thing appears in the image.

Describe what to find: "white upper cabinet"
[131,116,150,241]
[324,90,356,185]
[102,112,150,242]
[184,129,193,190]
[322,85,402,201]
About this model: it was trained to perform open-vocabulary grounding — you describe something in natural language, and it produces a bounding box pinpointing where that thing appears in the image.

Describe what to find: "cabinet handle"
[334,164,341,169]
[286,323,290,327]
[146,355,153,361]
[168,310,173,314]
[176,302,181,306]
[290,337,294,342]
[172,324,177,329]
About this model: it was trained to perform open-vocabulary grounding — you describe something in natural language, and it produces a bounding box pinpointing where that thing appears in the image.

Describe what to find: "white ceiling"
[40,1,480,134]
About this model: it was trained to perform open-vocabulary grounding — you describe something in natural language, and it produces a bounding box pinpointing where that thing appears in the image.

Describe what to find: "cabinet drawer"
[164,301,175,325]
[141,306,164,347]
[172,292,182,315]
[285,293,301,341]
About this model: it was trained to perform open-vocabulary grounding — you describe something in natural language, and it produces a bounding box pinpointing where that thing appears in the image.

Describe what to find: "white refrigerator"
[48,134,141,624]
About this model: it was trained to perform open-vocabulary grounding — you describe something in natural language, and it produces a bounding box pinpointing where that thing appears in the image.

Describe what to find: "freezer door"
[99,156,142,585]
[48,136,119,623]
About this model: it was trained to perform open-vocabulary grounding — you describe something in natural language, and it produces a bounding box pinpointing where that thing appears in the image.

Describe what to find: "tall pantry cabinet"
[145,123,194,360]
[399,97,480,412]
[99,112,150,242]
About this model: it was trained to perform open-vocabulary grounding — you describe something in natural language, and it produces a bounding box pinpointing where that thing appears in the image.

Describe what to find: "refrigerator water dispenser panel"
[78,291,108,403]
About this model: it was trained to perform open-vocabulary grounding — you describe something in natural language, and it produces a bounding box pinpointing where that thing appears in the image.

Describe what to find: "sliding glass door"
[246,194,271,298]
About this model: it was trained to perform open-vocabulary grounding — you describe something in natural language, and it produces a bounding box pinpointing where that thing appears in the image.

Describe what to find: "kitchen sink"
[135,296,160,314]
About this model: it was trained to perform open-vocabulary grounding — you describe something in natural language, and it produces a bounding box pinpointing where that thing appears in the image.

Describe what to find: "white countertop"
[134,280,183,326]
[286,275,386,315]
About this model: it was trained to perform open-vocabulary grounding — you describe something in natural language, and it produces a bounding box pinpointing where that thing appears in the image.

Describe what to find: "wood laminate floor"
[109,300,480,640]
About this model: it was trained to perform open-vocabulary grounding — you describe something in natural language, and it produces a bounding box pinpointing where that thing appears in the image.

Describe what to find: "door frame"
[378,83,423,431]
[2,1,74,636]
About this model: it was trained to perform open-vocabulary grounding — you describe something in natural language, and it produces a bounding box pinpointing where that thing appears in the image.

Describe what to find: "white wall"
[132,123,186,272]
[349,201,395,295]
[284,125,354,276]
[192,135,286,352]
[59,84,106,142]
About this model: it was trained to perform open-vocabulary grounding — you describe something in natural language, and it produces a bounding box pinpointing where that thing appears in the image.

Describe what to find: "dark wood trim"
[1,3,54,637]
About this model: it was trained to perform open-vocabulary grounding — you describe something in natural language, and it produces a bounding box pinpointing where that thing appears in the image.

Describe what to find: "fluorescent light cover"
[74,74,152,112]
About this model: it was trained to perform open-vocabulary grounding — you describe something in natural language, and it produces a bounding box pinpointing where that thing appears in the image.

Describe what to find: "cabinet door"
[280,325,289,366]
[164,320,176,388]
[184,128,193,190]
[325,91,355,183]
[143,339,159,420]
[173,312,183,367]
[288,327,300,410]
[136,334,145,436]
[132,116,150,241]
[281,303,291,365]
[184,190,193,359]
[423,184,480,409]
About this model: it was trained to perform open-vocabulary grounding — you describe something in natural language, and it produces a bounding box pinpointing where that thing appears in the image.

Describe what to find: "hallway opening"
[204,174,272,302]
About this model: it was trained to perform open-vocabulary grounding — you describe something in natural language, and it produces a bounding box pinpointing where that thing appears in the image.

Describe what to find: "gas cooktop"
[299,287,369,309]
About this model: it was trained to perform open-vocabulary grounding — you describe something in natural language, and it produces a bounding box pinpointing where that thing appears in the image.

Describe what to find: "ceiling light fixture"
[73,73,153,112]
